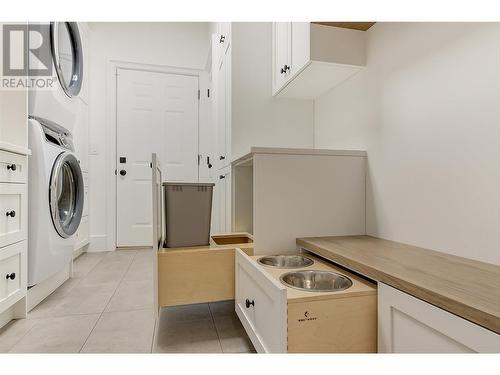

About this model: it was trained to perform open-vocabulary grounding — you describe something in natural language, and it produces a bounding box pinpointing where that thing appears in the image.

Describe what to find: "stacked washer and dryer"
[28,22,85,289]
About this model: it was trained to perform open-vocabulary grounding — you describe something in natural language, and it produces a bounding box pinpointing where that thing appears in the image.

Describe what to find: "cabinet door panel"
[290,22,310,77]
[378,283,500,353]
[216,58,226,168]
[223,48,231,168]
[273,22,290,92]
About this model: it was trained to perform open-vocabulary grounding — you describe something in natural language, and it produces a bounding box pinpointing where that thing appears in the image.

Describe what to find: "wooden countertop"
[296,235,500,333]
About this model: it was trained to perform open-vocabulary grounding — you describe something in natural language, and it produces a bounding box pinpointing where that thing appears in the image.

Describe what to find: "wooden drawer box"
[0,150,27,184]
[0,183,27,248]
[0,241,27,313]
[157,244,254,307]
[235,249,377,353]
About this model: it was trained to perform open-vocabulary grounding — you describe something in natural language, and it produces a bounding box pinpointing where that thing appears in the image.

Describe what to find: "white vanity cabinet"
[378,283,500,353]
[272,22,366,99]
[0,61,29,327]
[235,249,377,353]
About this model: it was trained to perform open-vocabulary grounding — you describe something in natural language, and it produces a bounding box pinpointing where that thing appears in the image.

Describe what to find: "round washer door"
[50,22,83,98]
[49,152,84,238]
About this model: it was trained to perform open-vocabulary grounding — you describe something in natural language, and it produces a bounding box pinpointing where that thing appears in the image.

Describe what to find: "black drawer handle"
[6,272,16,280]
[245,299,255,308]
[220,35,225,43]
[7,164,17,171]
[6,210,16,217]
[219,175,225,180]
[219,155,226,160]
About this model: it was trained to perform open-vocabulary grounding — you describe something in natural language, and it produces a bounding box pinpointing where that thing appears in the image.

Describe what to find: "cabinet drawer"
[235,248,287,353]
[0,183,27,248]
[0,241,26,313]
[0,150,27,183]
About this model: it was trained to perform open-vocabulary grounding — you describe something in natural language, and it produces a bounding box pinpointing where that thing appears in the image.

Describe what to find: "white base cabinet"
[378,283,500,353]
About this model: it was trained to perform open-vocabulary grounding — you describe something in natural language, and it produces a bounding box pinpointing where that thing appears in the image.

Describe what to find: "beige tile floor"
[0,249,255,353]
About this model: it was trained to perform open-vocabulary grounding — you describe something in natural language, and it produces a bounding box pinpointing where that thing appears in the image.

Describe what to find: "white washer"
[28,22,84,133]
[28,116,84,286]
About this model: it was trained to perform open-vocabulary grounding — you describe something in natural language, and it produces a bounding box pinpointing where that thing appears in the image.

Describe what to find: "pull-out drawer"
[0,183,27,248]
[235,248,287,353]
[0,241,27,313]
[0,150,27,184]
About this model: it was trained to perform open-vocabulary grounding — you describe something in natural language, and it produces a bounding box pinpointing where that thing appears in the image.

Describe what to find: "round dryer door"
[49,152,84,238]
[50,22,83,98]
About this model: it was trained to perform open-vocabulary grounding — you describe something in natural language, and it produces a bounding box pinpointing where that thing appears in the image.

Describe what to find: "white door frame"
[105,60,204,251]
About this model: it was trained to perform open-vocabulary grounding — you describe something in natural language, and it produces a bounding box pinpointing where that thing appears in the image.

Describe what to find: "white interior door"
[116,68,199,247]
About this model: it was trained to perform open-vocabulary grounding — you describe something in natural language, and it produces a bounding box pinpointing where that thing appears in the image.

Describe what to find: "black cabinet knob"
[7,164,16,171]
[6,272,16,280]
[245,299,255,308]
[281,65,290,74]
[119,170,127,176]
[219,175,225,180]
[219,155,226,160]
[6,210,16,217]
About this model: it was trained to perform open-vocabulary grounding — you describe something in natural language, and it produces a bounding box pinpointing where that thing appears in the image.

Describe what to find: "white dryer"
[28,116,84,286]
[28,22,84,133]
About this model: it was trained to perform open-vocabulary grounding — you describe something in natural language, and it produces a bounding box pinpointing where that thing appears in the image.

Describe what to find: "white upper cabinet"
[272,22,366,99]
[273,23,291,90]
[216,22,231,66]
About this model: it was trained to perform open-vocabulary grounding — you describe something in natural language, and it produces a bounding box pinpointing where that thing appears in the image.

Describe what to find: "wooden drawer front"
[0,183,27,248]
[0,151,27,184]
[235,248,287,353]
[0,241,26,312]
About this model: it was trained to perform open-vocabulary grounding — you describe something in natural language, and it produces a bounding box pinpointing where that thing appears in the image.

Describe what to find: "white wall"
[314,23,500,265]
[231,23,314,159]
[87,22,210,251]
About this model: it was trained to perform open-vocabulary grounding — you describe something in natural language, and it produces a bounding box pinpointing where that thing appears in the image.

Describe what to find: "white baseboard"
[73,245,87,260]
[87,234,109,252]
[27,263,71,312]
[0,297,27,329]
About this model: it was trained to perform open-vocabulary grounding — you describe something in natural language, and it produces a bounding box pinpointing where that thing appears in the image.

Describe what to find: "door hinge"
[198,89,200,100]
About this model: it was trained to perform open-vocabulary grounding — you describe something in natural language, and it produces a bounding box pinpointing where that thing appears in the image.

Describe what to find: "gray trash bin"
[163,182,215,248]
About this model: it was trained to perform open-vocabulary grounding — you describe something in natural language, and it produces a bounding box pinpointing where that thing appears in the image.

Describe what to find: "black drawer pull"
[6,272,16,280]
[7,164,17,171]
[6,210,16,217]
[245,299,255,308]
